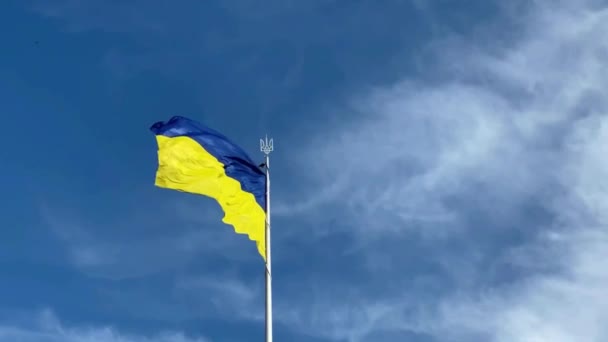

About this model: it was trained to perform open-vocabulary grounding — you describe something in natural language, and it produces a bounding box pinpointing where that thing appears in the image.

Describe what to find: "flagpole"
[260,136,273,342]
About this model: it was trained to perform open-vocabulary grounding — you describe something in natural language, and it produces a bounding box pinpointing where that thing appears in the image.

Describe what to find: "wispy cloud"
[174,273,264,322]
[0,309,209,342]
[286,0,606,237]
[39,194,261,280]
[264,0,608,341]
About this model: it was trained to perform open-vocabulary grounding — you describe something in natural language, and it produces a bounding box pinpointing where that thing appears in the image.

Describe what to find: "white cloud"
[0,309,209,342]
[269,0,608,341]
[285,1,608,238]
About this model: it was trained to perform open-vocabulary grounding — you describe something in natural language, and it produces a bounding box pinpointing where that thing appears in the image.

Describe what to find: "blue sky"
[1,0,608,341]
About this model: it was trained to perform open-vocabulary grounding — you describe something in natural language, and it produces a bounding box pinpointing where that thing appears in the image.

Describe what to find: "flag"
[150,116,266,260]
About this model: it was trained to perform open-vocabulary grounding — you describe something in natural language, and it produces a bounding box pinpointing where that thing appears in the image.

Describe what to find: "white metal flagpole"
[260,135,273,342]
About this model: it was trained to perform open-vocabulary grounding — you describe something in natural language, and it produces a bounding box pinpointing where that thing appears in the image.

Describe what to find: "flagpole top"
[260,135,273,155]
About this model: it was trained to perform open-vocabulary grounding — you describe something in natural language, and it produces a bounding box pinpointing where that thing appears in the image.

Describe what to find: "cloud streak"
[267,0,608,341]
[39,194,261,280]
[0,309,209,342]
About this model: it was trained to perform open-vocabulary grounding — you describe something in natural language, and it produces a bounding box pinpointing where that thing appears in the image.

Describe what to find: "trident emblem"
[260,135,273,155]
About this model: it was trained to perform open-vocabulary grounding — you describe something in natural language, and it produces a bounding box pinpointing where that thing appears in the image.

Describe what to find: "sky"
[1,0,607,341]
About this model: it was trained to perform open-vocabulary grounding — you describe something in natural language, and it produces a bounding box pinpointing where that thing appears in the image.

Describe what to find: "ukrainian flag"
[150,116,267,260]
